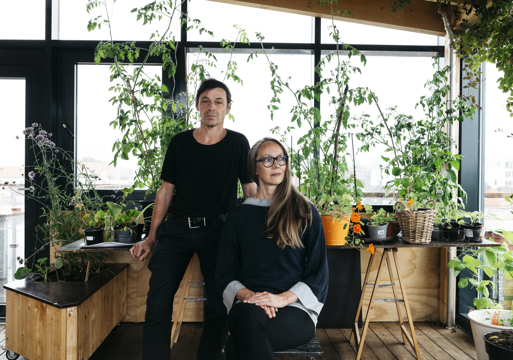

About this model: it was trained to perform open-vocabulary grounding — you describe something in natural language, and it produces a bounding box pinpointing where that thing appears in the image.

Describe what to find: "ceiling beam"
[208,0,446,36]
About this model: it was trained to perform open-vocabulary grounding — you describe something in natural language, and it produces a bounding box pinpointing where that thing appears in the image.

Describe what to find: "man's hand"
[244,291,297,309]
[130,238,156,261]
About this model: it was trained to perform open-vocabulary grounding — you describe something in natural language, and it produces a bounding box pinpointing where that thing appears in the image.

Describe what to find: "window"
[0,0,45,40]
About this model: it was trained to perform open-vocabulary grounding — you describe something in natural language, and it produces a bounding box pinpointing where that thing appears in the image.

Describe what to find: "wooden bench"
[273,335,323,359]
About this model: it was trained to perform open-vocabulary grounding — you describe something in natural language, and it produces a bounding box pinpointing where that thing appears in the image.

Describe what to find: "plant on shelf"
[13,124,108,282]
[368,208,395,227]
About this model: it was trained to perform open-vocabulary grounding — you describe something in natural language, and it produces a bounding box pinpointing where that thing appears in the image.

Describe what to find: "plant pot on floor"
[367,223,388,239]
[468,309,513,360]
[462,222,483,242]
[484,330,513,360]
[321,215,349,246]
[83,228,104,245]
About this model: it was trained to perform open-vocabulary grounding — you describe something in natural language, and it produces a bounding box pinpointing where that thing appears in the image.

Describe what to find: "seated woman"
[216,137,329,360]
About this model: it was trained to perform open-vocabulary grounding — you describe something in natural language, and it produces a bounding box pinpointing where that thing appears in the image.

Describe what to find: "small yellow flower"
[75,203,84,209]
[356,201,363,211]
[366,243,375,255]
[407,199,414,206]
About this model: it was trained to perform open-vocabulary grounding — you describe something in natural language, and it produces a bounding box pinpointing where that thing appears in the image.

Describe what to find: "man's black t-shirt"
[160,129,254,217]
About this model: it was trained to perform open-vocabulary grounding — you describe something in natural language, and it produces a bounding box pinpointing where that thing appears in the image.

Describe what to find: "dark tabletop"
[56,239,136,253]
[328,237,501,249]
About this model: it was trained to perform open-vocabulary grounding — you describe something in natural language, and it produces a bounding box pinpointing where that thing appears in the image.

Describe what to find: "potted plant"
[439,203,466,242]
[367,208,394,239]
[106,201,141,243]
[485,330,513,360]
[447,234,513,360]
[462,210,485,243]
[82,209,108,245]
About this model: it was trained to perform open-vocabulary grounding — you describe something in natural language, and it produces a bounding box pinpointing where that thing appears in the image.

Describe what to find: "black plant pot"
[485,331,513,360]
[442,223,461,241]
[115,229,132,243]
[431,224,441,240]
[84,228,104,245]
[462,222,483,243]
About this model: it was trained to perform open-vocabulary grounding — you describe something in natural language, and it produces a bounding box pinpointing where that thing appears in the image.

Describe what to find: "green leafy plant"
[369,208,395,227]
[464,210,485,226]
[82,210,109,229]
[447,239,513,310]
[358,60,475,205]
[13,124,107,282]
[254,0,372,218]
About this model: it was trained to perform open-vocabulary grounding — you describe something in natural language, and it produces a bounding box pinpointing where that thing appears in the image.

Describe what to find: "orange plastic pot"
[321,215,350,246]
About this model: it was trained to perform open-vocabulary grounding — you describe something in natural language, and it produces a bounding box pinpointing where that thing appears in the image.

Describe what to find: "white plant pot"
[468,309,513,360]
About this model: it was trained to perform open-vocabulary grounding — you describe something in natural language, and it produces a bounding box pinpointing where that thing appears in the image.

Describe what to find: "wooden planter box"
[3,263,128,360]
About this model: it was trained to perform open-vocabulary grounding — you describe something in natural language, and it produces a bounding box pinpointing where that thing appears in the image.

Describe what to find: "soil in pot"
[83,228,104,245]
[485,330,513,359]
[462,222,483,243]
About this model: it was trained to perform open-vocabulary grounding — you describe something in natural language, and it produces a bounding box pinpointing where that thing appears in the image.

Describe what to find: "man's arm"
[242,182,257,199]
[130,180,175,261]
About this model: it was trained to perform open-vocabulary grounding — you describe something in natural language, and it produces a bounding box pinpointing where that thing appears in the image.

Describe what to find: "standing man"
[130,78,256,360]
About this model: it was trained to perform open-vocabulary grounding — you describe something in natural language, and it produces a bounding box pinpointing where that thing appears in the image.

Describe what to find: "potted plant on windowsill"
[438,203,465,242]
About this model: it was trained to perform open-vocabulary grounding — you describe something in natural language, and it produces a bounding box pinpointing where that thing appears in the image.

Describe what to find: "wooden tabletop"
[328,237,501,249]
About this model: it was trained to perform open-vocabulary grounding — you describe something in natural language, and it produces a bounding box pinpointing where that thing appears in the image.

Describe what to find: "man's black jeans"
[142,219,228,360]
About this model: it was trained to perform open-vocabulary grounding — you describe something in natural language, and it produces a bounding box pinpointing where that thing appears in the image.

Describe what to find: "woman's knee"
[229,303,268,331]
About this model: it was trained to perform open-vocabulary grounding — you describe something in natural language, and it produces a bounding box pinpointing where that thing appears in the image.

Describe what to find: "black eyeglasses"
[255,155,288,168]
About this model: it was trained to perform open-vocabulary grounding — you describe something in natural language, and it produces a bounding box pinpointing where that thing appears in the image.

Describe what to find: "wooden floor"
[0,322,477,359]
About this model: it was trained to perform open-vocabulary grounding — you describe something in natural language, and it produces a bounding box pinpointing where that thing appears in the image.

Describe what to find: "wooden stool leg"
[392,249,422,359]
[355,249,387,360]
[170,255,197,348]
[384,249,408,345]
[350,251,376,343]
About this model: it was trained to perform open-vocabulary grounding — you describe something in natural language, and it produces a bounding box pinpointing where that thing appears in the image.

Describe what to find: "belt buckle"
[188,217,205,229]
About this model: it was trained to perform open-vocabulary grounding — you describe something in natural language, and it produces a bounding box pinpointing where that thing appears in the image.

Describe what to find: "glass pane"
[319,51,437,204]
[76,64,161,190]
[0,0,45,40]
[321,18,440,45]
[484,63,513,232]
[58,0,181,41]
[187,50,313,150]
[0,79,26,301]
[188,0,313,43]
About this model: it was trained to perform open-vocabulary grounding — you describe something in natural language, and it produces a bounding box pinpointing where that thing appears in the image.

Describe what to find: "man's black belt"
[169,213,227,228]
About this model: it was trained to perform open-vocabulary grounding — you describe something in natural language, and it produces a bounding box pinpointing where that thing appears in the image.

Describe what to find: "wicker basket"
[395,200,436,244]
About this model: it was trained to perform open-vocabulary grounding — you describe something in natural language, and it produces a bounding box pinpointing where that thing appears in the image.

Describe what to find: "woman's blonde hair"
[248,137,312,249]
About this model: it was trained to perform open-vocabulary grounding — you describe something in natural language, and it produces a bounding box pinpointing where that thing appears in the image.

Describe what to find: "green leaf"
[54,258,63,270]
[458,277,469,288]
[450,160,460,171]
[446,169,457,183]
[392,167,401,176]
[14,266,31,280]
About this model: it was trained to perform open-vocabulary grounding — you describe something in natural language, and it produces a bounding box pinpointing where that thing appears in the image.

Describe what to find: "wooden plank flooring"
[0,322,476,359]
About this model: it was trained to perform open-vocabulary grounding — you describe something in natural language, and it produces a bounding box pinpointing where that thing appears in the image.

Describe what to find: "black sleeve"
[301,204,329,303]
[238,134,254,184]
[160,134,177,184]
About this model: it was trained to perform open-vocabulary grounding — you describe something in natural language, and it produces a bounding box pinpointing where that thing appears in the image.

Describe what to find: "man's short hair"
[195,78,232,107]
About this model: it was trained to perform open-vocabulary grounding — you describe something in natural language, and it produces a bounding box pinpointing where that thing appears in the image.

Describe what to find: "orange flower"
[366,243,375,255]
[350,212,360,223]
[407,199,414,206]
[75,203,84,209]
[353,224,362,234]
[356,201,363,211]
